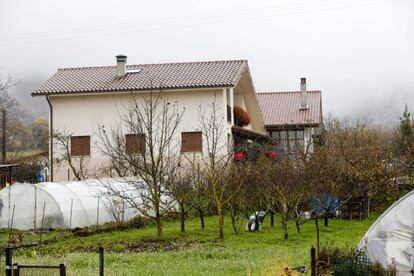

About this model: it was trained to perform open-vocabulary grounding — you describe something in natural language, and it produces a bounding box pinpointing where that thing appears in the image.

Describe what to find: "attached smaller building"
[257,78,322,159]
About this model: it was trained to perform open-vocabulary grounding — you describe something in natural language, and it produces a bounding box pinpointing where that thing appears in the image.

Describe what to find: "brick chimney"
[116,55,127,77]
[300,77,309,109]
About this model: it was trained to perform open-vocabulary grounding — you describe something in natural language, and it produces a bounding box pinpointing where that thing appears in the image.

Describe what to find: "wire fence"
[5,247,103,276]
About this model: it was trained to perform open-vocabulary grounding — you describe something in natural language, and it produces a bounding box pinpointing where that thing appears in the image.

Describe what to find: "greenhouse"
[358,190,414,274]
[0,178,141,230]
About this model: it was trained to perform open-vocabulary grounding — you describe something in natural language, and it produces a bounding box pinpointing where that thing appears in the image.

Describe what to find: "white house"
[256,78,323,159]
[32,56,271,182]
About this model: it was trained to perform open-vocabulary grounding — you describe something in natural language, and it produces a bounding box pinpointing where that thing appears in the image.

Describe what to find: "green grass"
[1,214,378,275]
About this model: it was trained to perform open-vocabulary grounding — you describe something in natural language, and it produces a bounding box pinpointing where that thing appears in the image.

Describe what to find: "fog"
[1,0,413,124]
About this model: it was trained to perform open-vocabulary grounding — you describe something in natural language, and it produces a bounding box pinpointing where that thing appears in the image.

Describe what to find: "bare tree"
[96,90,184,237]
[0,73,21,163]
[53,130,90,181]
[184,162,211,230]
[185,98,242,240]
[227,160,266,235]
[103,196,125,223]
[259,156,313,240]
[167,166,194,233]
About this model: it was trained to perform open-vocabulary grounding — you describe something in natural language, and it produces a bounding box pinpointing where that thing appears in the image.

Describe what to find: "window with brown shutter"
[71,136,90,156]
[126,134,146,154]
[181,132,202,152]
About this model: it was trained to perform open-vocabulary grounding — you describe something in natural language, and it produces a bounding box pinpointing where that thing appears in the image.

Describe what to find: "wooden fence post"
[99,246,104,276]
[59,263,66,276]
[12,263,19,276]
[5,247,12,276]
[270,211,274,227]
[311,245,316,276]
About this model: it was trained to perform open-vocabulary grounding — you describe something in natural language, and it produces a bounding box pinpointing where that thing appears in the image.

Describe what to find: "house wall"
[233,69,266,132]
[50,88,234,181]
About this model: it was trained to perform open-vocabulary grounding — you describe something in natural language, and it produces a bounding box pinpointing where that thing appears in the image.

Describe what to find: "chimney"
[116,55,127,77]
[300,77,308,109]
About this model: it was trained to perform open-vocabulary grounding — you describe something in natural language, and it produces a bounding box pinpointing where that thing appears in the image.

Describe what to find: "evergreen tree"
[399,104,414,153]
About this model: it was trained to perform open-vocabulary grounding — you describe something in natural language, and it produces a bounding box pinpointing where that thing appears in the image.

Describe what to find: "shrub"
[317,244,349,274]
[318,244,399,275]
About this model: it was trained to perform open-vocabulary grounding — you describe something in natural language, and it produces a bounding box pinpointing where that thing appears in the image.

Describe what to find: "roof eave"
[265,123,321,129]
[31,84,237,97]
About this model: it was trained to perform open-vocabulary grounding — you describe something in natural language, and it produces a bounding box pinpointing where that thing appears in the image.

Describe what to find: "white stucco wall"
[50,88,234,181]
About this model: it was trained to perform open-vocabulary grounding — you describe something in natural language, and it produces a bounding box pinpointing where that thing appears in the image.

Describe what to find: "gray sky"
[1,0,413,124]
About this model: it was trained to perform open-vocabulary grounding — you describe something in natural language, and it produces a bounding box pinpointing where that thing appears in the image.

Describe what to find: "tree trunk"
[295,220,301,234]
[270,211,274,227]
[315,217,320,257]
[324,215,328,227]
[217,205,224,240]
[156,210,162,237]
[180,202,185,233]
[230,208,239,235]
[199,210,205,230]
[281,211,289,240]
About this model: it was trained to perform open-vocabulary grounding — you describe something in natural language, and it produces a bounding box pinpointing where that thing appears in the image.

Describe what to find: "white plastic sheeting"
[0,179,140,230]
[358,190,414,275]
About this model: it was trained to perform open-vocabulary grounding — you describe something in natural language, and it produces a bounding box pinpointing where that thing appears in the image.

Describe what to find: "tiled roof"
[32,60,248,96]
[256,91,322,126]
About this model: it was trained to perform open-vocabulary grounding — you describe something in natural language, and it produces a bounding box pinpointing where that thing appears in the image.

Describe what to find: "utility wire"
[0,0,348,40]
[0,0,406,47]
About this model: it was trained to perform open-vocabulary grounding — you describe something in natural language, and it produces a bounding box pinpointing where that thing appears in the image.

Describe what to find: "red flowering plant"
[268,151,277,161]
[233,106,250,127]
[234,151,246,161]
[233,143,248,161]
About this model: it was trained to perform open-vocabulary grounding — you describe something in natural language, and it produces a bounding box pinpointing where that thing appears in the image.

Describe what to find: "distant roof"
[32,60,248,96]
[256,91,322,127]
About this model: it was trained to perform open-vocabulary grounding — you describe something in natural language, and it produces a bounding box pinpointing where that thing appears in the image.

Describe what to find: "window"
[181,132,202,152]
[71,136,90,156]
[270,129,305,159]
[126,134,145,154]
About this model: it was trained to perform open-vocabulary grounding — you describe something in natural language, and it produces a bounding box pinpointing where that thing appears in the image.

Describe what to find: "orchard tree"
[183,161,211,231]
[167,165,194,234]
[260,157,313,240]
[96,90,184,237]
[185,97,243,240]
[319,117,394,217]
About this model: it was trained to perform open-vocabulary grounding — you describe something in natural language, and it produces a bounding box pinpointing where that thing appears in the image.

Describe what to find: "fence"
[310,246,397,276]
[4,246,105,276]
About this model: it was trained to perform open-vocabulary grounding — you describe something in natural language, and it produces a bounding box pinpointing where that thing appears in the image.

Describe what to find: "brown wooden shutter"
[126,134,146,154]
[71,136,90,156]
[181,132,202,152]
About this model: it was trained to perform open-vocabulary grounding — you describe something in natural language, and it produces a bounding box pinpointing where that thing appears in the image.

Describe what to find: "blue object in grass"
[310,194,340,216]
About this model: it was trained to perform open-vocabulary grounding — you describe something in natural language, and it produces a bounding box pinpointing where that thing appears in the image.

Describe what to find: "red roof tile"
[256,91,322,126]
[32,60,248,96]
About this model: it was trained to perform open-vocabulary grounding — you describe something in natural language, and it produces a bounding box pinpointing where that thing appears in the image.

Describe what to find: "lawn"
[1,214,378,275]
